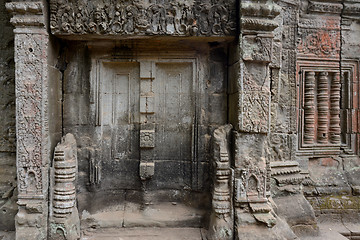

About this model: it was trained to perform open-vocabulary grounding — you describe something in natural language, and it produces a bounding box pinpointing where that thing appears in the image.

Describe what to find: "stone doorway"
[94,59,197,190]
[62,43,229,231]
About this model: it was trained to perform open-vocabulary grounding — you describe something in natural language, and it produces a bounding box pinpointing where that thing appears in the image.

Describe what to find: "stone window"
[297,61,359,155]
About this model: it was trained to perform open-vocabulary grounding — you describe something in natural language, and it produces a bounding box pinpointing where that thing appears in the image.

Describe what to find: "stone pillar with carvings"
[230,0,297,238]
[6,1,50,239]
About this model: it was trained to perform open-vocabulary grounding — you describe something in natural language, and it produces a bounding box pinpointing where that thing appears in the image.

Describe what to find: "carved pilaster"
[238,0,281,134]
[6,1,50,239]
[304,71,316,144]
[330,72,341,144]
[234,0,281,231]
[317,72,329,144]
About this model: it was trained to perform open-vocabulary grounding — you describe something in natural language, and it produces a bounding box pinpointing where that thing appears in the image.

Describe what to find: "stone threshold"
[81,202,206,230]
[81,227,206,240]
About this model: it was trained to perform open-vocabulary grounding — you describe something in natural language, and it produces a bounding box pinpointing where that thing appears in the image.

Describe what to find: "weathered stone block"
[274,195,317,230]
[139,161,155,181]
[140,61,153,79]
[242,35,273,63]
[234,133,266,168]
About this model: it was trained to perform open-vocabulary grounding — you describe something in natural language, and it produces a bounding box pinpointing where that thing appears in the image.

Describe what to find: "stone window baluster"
[317,72,329,144]
[330,72,341,144]
[304,71,316,144]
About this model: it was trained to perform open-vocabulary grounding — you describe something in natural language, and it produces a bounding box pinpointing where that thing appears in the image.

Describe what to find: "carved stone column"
[6,1,50,239]
[232,0,295,238]
[235,4,280,219]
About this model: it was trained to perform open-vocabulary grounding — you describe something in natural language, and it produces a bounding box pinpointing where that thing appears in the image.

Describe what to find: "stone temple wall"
[0,0,17,231]
[1,0,360,238]
[266,0,360,227]
[295,1,360,217]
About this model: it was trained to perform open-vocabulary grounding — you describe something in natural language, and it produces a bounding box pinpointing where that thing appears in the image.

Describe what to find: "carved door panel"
[150,62,195,188]
[97,62,141,189]
[96,59,196,190]
[154,63,194,160]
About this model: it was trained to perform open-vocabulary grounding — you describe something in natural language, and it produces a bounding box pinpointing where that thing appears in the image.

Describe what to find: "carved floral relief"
[297,30,340,58]
[15,33,48,197]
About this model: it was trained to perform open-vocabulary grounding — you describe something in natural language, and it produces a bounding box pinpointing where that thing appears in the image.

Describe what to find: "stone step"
[81,228,205,240]
[81,202,206,229]
[300,220,360,240]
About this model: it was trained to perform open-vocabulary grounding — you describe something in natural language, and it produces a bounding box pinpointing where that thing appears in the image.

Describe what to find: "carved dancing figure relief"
[50,0,236,36]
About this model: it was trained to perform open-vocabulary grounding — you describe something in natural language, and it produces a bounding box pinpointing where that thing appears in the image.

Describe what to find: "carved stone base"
[207,216,233,240]
[49,209,80,240]
[15,202,48,240]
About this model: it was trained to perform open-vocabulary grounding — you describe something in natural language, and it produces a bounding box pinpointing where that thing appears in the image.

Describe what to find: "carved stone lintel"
[298,17,340,30]
[50,0,236,37]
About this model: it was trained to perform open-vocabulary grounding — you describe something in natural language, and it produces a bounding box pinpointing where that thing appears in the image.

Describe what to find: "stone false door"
[93,58,199,191]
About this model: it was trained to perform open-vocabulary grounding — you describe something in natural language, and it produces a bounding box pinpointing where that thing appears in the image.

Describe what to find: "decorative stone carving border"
[6,1,50,239]
[297,29,340,60]
[308,1,343,14]
[49,0,237,37]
